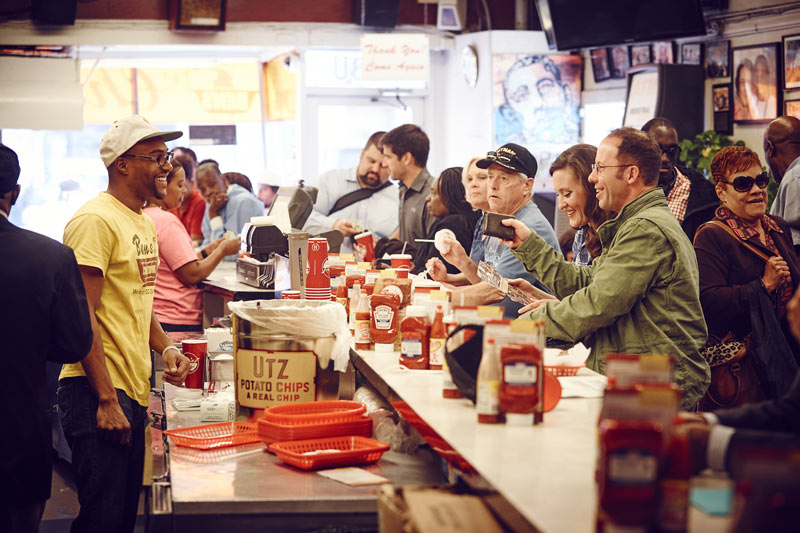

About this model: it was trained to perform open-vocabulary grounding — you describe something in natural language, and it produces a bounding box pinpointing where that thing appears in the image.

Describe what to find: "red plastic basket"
[269,436,390,470]
[163,422,260,450]
[262,400,366,425]
[258,416,373,444]
[545,365,583,377]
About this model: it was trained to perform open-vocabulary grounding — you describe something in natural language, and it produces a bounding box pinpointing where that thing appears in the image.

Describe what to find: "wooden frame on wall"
[707,40,731,78]
[681,42,704,66]
[783,33,800,90]
[712,83,732,135]
[732,42,781,124]
[590,48,612,83]
[169,0,227,32]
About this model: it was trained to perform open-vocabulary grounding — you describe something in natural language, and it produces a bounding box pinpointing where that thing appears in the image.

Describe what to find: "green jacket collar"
[598,187,665,245]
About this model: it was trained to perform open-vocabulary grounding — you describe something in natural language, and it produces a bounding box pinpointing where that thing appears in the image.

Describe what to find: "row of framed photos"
[711,83,800,134]
[590,42,699,82]
[591,34,800,126]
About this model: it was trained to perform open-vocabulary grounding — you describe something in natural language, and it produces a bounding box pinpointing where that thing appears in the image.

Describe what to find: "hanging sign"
[360,33,429,82]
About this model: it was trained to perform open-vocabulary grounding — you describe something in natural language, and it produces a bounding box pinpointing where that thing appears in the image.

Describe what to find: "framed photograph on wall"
[681,42,704,65]
[712,83,732,134]
[732,43,781,123]
[783,33,800,90]
[786,98,800,119]
[609,45,630,79]
[652,41,675,64]
[707,40,731,78]
[631,44,651,67]
[590,48,612,82]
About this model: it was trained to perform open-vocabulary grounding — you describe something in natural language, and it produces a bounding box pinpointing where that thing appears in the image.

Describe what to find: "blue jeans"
[57,377,148,533]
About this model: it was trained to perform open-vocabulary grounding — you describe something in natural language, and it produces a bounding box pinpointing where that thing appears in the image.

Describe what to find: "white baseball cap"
[100,115,183,168]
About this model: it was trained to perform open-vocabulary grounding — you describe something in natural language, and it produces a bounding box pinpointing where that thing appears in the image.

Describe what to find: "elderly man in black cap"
[0,144,92,533]
[428,143,560,317]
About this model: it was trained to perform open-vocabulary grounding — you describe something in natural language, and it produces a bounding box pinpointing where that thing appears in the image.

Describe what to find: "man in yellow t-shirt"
[58,115,190,533]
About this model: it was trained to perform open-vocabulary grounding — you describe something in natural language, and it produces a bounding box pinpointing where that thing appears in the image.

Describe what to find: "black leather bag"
[444,324,484,404]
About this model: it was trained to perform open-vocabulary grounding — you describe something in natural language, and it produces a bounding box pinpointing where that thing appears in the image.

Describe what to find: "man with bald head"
[767,115,800,254]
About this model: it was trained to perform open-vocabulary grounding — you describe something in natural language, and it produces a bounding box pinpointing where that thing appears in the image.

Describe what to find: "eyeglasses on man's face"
[717,172,770,193]
[660,144,680,159]
[591,162,634,174]
[120,151,174,166]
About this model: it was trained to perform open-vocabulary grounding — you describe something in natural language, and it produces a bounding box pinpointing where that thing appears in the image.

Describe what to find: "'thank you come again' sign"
[360,33,430,82]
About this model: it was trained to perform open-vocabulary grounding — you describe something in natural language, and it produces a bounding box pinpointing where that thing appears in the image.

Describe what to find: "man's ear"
[764,139,775,159]
[400,152,413,166]
[114,157,130,175]
[626,165,641,184]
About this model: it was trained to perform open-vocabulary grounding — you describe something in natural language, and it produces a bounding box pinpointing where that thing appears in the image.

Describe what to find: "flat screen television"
[534,0,706,51]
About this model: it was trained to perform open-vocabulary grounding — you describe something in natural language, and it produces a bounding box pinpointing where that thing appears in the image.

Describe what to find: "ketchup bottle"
[354,290,371,351]
[370,293,400,353]
[429,305,446,370]
[498,342,541,425]
[400,305,429,369]
[597,418,663,531]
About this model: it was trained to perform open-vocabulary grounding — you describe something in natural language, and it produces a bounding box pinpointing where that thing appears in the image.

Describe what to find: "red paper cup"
[281,290,301,299]
[307,238,330,288]
[391,254,412,279]
[354,231,375,262]
[181,338,207,389]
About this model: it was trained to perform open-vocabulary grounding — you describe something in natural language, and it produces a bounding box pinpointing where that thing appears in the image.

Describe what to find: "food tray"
[269,436,389,470]
[163,422,259,450]
[262,400,366,426]
[545,365,583,377]
[258,416,373,444]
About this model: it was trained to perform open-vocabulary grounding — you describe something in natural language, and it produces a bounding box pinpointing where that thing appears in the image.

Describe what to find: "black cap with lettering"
[476,143,538,178]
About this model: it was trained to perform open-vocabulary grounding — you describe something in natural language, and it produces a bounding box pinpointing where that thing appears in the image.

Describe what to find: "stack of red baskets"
[258,400,389,470]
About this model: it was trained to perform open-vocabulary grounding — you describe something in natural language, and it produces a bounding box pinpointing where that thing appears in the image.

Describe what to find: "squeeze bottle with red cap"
[354,290,371,351]
[429,305,446,370]
[476,338,502,424]
[597,419,663,531]
[400,306,429,369]
[498,342,541,425]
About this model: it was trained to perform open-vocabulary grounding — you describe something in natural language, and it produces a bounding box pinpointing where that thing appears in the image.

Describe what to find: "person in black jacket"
[411,167,480,274]
[0,143,93,533]
[681,285,800,475]
[642,117,719,241]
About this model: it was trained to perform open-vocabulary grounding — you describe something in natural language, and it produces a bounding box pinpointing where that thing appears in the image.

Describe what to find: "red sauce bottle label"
[504,362,537,386]
[355,316,371,349]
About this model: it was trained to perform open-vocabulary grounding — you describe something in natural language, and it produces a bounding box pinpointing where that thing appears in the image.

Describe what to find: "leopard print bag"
[698,333,765,410]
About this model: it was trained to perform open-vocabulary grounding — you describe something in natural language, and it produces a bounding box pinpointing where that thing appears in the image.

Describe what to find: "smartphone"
[481,212,515,241]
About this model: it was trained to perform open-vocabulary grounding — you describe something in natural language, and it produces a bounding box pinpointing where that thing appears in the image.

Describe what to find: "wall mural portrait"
[493,53,582,189]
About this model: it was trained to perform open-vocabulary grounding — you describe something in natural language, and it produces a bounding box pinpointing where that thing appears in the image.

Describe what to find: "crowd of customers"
[5,109,800,531]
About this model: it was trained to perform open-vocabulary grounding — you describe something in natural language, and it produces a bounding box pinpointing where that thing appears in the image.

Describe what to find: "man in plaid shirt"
[643,117,719,242]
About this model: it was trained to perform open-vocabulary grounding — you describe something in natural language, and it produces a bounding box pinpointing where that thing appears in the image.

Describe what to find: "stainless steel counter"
[152,383,443,532]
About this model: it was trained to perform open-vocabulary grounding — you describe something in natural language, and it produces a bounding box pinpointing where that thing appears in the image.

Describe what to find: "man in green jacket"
[502,128,710,409]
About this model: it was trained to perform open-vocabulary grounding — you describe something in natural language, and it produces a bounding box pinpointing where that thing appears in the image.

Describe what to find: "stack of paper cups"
[305,237,331,300]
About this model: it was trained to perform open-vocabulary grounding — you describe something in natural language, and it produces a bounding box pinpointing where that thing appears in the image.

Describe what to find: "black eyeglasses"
[591,163,634,174]
[717,172,770,192]
[120,151,174,166]
[661,144,680,159]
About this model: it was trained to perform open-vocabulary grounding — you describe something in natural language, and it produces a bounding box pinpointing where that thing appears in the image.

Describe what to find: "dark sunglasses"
[717,172,770,192]
[661,144,680,159]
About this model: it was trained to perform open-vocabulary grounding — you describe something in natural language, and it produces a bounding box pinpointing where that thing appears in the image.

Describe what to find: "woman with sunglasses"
[694,145,800,405]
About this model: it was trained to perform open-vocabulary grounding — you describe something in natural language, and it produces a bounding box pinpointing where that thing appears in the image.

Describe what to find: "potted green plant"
[678,130,745,179]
